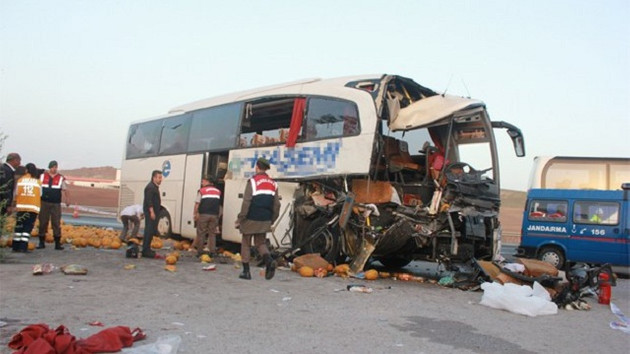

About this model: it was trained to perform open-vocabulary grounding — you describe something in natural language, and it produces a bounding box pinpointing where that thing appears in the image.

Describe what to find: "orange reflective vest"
[15,173,42,213]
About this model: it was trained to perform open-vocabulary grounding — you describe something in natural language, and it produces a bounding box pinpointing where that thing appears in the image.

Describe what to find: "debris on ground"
[347,284,373,293]
[468,258,616,311]
[32,263,55,275]
[60,264,88,275]
[8,323,145,353]
[609,303,630,334]
[480,281,558,317]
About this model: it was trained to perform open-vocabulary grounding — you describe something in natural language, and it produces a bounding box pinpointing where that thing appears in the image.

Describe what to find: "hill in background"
[61,166,117,180]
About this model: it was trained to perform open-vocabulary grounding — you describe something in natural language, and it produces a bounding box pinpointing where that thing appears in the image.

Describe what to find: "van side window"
[528,200,567,222]
[574,201,620,225]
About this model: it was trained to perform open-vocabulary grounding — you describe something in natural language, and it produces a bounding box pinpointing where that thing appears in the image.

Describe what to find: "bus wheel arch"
[156,208,172,239]
[537,246,565,269]
[300,216,341,263]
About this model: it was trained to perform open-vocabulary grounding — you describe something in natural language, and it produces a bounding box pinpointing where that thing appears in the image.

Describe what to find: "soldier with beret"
[235,157,280,280]
[38,160,70,250]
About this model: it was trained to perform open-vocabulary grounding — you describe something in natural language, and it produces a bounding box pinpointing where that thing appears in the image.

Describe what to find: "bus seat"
[251,134,266,146]
[278,129,289,143]
[384,137,421,171]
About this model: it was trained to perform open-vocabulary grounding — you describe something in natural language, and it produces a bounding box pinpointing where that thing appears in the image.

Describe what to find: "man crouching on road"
[235,157,280,280]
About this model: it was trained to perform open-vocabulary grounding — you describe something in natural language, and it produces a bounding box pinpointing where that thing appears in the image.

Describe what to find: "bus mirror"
[491,121,526,157]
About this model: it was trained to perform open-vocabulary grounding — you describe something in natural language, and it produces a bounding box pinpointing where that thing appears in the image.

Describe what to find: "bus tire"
[377,255,412,269]
[538,246,565,269]
[156,209,172,239]
[302,216,340,263]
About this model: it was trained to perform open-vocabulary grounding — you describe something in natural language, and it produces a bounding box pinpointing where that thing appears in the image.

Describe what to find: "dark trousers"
[120,215,140,241]
[13,211,37,251]
[143,216,157,253]
[38,201,61,238]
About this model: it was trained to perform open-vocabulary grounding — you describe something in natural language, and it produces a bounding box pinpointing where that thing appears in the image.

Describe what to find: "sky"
[1,0,628,191]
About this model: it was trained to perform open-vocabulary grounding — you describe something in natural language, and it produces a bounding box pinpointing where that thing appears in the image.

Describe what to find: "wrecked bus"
[119,74,525,270]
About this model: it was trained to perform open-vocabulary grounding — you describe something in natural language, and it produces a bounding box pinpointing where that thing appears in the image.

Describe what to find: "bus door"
[570,199,627,265]
[180,153,205,238]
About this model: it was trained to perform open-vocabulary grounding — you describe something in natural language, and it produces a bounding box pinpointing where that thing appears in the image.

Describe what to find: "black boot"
[263,254,276,280]
[54,237,64,250]
[37,236,45,249]
[20,240,30,253]
[239,263,251,280]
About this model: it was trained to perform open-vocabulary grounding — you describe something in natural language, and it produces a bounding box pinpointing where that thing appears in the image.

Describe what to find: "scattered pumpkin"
[378,271,391,278]
[27,242,35,251]
[298,266,314,277]
[200,254,212,263]
[333,264,350,275]
[165,255,178,265]
[164,265,177,272]
[364,269,379,280]
[313,267,328,278]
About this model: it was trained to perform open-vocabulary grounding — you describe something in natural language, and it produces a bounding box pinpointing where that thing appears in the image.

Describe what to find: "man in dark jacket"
[142,170,163,258]
[236,158,281,280]
[1,153,21,217]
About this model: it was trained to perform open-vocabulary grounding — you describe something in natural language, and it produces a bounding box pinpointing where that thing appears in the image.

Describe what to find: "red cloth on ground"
[8,323,143,354]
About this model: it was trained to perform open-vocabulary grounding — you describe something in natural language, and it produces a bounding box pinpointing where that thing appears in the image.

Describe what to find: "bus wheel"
[302,216,340,263]
[156,209,172,239]
[538,246,565,269]
[377,256,412,269]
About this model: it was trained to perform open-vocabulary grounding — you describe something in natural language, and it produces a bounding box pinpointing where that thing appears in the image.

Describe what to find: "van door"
[570,200,626,265]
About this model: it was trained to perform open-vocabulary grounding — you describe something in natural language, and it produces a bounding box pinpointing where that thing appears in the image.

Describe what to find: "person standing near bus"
[142,170,162,258]
[235,158,280,280]
[193,175,222,257]
[0,153,21,225]
[38,160,70,250]
[119,204,143,243]
[12,163,41,252]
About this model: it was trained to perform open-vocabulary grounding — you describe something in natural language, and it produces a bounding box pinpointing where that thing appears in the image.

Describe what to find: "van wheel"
[538,247,565,269]
[156,209,172,239]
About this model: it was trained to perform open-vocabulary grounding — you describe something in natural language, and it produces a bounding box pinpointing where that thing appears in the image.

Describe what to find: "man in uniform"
[1,153,21,217]
[142,170,162,258]
[12,163,42,252]
[235,158,280,280]
[193,175,222,257]
[38,160,70,250]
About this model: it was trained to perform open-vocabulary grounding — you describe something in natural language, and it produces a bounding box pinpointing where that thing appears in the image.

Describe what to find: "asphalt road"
[1,245,628,354]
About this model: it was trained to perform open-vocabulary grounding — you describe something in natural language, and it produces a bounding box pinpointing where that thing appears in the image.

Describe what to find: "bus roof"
[389,94,485,131]
[168,74,387,114]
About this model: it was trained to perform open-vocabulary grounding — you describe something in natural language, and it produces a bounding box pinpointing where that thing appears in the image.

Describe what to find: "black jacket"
[143,181,161,214]
[0,163,16,213]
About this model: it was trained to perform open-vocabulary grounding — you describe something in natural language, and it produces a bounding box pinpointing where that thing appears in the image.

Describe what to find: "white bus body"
[119,74,525,268]
[528,156,630,191]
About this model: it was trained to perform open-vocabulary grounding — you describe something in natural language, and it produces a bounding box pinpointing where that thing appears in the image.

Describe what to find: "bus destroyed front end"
[292,75,524,272]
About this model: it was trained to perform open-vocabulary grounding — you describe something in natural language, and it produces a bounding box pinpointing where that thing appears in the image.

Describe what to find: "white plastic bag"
[480,281,558,317]
[122,334,181,354]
